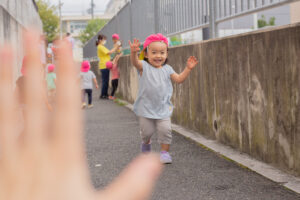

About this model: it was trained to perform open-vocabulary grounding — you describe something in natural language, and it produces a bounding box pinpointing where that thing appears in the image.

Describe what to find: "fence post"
[129,0,133,40]
[209,0,217,38]
[154,0,159,33]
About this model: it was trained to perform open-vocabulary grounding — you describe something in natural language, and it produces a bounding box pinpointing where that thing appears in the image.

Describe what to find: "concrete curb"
[118,99,300,194]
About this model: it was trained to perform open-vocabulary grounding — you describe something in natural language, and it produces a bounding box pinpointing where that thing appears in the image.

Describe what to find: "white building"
[290,1,300,24]
[59,14,112,61]
[61,14,112,37]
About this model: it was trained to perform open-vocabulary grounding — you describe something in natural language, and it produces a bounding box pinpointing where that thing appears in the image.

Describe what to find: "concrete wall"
[0,0,42,79]
[106,23,300,175]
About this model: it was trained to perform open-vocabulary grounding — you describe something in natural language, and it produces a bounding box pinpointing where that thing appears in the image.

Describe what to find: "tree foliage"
[258,15,276,28]
[78,19,108,45]
[36,0,59,43]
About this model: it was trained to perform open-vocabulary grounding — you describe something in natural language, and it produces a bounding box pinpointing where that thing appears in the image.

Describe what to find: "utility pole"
[231,5,235,34]
[58,0,63,39]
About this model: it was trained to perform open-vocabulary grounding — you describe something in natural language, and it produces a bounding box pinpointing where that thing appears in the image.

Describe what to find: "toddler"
[80,61,98,108]
[106,53,123,100]
[129,34,198,164]
[112,33,122,55]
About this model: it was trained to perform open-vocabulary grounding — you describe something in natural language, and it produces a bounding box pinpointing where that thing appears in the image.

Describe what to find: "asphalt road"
[83,92,300,200]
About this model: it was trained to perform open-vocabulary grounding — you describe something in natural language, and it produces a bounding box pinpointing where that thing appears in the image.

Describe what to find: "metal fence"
[83,0,299,60]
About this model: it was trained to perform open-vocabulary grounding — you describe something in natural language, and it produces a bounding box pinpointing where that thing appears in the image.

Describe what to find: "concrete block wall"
[0,0,42,33]
[104,23,300,175]
[0,0,42,79]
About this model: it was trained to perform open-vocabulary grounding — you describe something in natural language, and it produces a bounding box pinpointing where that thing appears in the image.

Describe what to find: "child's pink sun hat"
[143,33,168,50]
[47,64,55,72]
[106,61,113,70]
[139,33,168,60]
[81,60,90,72]
[112,33,120,40]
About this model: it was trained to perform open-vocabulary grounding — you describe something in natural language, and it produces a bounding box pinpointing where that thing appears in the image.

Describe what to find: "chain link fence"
[83,0,299,60]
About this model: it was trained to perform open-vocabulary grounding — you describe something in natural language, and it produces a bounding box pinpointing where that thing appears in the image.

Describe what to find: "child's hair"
[143,47,169,65]
[95,34,107,46]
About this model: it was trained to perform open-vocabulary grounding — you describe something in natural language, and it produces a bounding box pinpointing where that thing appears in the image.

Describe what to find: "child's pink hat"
[143,33,168,50]
[112,33,120,40]
[81,60,90,72]
[139,33,169,60]
[106,61,113,70]
[47,64,55,72]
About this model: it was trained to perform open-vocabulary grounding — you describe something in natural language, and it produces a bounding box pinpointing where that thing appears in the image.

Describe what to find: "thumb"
[97,154,162,200]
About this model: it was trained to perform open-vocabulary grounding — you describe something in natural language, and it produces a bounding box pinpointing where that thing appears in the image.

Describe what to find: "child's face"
[145,42,168,68]
[112,38,118,43]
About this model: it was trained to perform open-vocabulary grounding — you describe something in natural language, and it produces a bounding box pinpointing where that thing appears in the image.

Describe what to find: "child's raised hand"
[186,56,199,70]
[128,39,141,53]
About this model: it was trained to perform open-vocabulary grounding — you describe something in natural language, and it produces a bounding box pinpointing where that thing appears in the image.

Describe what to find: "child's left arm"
[112,52,123,65]
[171,56,198,84]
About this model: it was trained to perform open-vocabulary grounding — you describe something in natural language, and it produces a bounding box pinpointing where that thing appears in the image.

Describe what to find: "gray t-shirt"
[80,71,96,89]
[133,60,175,119]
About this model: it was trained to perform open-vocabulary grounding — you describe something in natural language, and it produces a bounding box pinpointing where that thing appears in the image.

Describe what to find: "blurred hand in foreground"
[0,31,162,200]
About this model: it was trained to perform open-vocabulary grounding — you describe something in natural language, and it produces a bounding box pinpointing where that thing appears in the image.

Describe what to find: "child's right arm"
[93,78,99,89]
[129,39,143,72]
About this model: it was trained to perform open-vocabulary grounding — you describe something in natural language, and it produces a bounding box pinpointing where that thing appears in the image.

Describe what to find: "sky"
[48,0,110,15]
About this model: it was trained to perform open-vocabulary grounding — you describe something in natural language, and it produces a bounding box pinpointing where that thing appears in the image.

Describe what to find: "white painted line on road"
[95,164,102,167]
[119,99,300,194]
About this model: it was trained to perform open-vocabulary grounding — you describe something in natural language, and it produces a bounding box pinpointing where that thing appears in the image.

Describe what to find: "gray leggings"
[138,117,172,145]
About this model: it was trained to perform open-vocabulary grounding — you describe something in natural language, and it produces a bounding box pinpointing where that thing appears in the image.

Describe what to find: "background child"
[129,34,198,164]
[106,53,123,100]
[112,33,122,55]
[46,64,56,102]
[80,60,98,108]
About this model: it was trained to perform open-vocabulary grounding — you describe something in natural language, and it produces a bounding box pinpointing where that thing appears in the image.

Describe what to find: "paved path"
[84,93,300,200]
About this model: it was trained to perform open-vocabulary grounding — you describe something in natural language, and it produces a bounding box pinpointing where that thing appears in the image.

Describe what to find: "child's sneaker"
[109,96,116,100]
[87,104,93,108]
[141,143,151,153]
[82,102,86,109]
[160,151,172,164]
